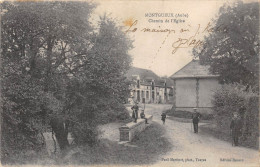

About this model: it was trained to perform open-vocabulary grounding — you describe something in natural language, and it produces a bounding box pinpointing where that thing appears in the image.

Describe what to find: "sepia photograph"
[0,0,259,166]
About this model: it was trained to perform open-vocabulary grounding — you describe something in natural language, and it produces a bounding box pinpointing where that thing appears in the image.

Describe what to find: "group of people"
[131,101,166,125]
[132,102,242,147]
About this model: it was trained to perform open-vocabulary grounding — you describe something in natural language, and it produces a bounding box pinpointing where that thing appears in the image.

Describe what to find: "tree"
[69,16,133,145]
[1,2,132,161]
[193,1,259,89]
[1,1,95,157]
[212,83,258,148]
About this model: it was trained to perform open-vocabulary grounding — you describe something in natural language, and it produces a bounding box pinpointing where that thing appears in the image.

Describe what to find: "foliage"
[66,16,133,145]
[212,83,258,148]
[166,109,213,120]
[193,1,259,89]
[1,1,132,162]
[60,123,172,165]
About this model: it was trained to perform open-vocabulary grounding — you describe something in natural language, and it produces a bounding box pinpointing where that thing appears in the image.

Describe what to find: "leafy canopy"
[193,1,259,89]
[1,1,133,160]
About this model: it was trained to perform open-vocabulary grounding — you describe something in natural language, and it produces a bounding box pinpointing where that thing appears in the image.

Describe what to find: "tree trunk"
[50,117,69,151]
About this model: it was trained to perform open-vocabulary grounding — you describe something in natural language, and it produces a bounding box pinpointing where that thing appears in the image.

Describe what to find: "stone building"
[126,67,173,104]
[170,60,221,113]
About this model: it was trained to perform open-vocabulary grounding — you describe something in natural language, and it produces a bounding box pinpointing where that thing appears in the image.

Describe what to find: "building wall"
[198,78,221,107]
[151,86,171,104]
[129,77,173,104]
[130,84,172,104]
[173,77,220,113]
[155,86,163,103]
[175,79,197,107]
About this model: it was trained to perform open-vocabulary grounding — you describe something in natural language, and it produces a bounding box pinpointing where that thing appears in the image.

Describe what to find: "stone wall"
[119,115,153,142]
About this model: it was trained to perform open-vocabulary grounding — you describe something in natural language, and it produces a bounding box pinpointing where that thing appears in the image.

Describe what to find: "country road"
[143,104,259,167]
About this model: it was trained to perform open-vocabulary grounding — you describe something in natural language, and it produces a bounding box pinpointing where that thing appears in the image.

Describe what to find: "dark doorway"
[142,98,145,103]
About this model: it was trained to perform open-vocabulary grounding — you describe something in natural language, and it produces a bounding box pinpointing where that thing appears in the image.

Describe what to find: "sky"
[91,0,242,77]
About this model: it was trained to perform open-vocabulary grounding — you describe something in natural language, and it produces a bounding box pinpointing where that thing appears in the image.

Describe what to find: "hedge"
[212,83,259,148]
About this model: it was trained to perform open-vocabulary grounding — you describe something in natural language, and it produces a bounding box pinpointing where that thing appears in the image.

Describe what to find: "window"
[137,80,140,88]
[146,91,149,99]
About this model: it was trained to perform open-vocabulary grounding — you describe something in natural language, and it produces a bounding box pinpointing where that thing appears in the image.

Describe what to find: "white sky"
[91,0,248,77]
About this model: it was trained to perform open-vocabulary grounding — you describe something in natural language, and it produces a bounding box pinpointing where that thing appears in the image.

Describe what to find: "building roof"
[170,60,219,79]
[154,79,165,87]
[126,67,174,88]
[126,67,160,80]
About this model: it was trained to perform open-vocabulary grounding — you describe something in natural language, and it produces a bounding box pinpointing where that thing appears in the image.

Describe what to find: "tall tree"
[193,1,259,89]
[1,1,132,161]
[1,1,95,157]
[68,16,133,145]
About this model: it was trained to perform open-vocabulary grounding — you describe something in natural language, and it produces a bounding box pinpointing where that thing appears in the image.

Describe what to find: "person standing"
[140,109,148,124]
[230,112,242,146]
[192,108,201,133]
[131,101,139,123]
[161,112,166,125]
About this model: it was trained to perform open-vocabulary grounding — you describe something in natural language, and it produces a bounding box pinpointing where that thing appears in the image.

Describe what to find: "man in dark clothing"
[140,109,148,124]
[192,108,201,133]
[161,112,166,125]
[131,101,139,123]
[230,112,242,146]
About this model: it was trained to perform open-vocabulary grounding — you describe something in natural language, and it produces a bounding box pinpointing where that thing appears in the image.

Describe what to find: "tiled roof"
[126,67,160,80]
[154,79,174,87]
[154,79,166,87]
[126,67,174,87]
[170,60,219,79]
[140,80,152,86]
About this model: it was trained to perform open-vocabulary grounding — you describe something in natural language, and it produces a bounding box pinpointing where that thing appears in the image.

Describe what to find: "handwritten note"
[124,19,228,55]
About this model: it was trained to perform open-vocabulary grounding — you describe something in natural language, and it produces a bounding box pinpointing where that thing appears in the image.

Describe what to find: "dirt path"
[144,104,259,167]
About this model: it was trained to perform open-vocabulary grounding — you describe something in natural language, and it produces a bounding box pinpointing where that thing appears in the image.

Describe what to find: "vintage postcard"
[0,0,259,166]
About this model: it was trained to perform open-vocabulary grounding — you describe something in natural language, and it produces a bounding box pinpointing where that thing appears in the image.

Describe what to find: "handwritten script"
[125,20,228,54]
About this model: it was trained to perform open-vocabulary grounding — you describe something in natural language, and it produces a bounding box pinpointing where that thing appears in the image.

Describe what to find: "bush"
[212,83,259,148]
[167,110,192,119]
[95,103,131,124]
[71,123,98,146]
[200,113,214,120]
[166,110,213,120]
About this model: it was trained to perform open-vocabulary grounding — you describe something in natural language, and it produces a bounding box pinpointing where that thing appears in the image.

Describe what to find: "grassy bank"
[165,109,213,120]
[3,122,172,165]
[199,123,258,150]
[167,116,212,123]
[60,122,173,165]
